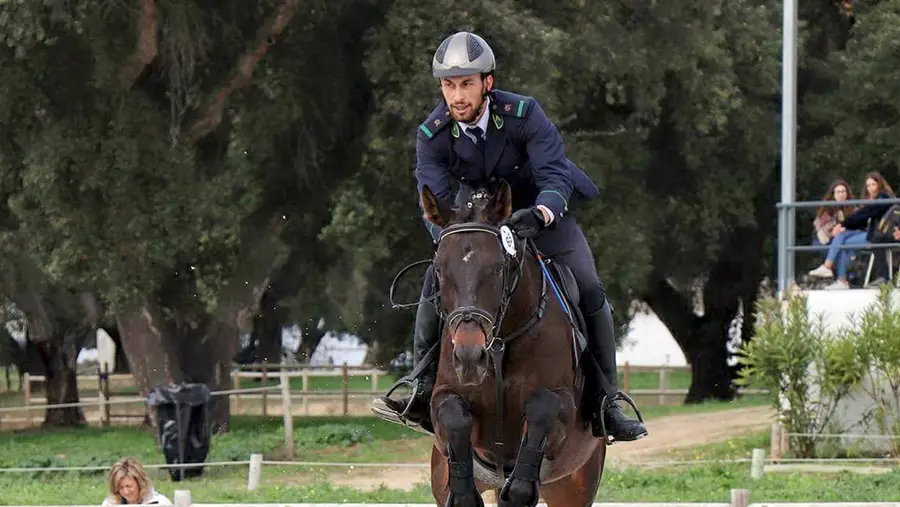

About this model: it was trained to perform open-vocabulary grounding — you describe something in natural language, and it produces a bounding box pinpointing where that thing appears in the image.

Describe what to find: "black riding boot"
[375,298,441,432]
[585,302,649,442]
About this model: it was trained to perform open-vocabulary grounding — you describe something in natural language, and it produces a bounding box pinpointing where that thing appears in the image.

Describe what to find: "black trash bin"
[147,382,212,481]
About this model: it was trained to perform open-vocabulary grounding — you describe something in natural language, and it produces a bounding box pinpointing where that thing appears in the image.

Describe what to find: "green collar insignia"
[492,114,504,130]
[451,123,460,139]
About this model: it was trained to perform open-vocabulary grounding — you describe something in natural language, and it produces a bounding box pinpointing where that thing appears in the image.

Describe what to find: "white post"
[658,368,669,405]
[730,488,750,507]
[770,423,784,462]
[750,448,765,479]
[281,368,294,457]
[248,453,263,491]
[173,490,192,507]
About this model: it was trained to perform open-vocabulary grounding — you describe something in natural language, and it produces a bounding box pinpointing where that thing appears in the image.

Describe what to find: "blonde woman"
[102,457,171,505]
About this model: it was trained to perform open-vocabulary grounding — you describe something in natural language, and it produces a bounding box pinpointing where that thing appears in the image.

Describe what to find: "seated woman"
[809,172,895,289]
[102,457,171,505]
[812,178,856,246]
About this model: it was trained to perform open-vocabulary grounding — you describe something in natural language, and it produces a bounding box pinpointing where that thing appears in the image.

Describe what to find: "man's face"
[440,74,493,123]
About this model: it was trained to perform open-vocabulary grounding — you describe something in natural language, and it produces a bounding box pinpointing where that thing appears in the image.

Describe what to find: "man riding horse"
[375,31,648,444]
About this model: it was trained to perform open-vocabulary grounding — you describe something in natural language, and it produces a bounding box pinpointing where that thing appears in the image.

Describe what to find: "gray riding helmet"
[432,32,496,78]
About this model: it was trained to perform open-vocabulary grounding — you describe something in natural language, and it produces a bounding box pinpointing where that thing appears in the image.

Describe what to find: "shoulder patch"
[419,103,452,141]
[490,90,534,119]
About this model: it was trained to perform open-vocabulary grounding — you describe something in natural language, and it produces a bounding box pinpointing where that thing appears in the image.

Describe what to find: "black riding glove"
[507,207,547,238]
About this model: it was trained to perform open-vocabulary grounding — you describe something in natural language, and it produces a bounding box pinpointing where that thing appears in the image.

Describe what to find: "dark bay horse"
[420,182,605,507]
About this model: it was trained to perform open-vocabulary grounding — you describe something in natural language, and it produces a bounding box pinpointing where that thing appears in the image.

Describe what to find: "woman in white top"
[101,457,172,505]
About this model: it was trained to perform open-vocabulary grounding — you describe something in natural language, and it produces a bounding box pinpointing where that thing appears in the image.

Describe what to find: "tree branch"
[187,0,300,141]
[119,0,159,89]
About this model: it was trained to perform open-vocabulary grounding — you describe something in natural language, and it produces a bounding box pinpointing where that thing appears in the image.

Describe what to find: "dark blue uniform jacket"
[414,89,600,241]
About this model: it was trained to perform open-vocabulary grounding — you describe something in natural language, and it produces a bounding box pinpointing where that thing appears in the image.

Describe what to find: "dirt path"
[325,405,775,491]
[605,405,774,463]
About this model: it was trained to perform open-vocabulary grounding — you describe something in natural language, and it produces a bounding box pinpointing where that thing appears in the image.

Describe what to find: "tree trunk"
[643,209,771,403]
[34,336,86,427]
[181,320,238,433]
[249,289,284,364]
[118,217,285,432]
[295,321,325,363]
[116,302,184,398]
[681,313,741,403]
[12,283,98,427]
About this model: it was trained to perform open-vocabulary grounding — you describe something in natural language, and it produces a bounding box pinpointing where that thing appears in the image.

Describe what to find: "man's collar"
[457,96,491,136]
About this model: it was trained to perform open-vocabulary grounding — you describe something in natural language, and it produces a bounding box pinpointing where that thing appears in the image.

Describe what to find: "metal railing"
[775,197,900,294]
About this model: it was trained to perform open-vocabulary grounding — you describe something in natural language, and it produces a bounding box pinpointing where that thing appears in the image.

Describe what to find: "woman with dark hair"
[809,172,896,289]
[813,178,856,246]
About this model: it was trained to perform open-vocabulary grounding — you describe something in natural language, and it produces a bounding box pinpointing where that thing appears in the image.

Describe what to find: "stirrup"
[597,390,645,446]
[370,377,433,436]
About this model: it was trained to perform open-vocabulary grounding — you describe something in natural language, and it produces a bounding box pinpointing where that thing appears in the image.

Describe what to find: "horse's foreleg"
[499,389,562,507]
[436,393,483,507]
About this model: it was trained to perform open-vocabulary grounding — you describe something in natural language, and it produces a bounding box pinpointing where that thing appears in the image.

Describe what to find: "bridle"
[436,222,546,347]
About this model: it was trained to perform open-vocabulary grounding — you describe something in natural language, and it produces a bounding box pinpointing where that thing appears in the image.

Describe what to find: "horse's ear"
[421,185,450,227]
[487,180,513,223]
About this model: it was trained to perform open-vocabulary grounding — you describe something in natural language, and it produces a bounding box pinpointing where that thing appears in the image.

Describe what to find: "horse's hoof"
[444,491,485,507]
[499,478,540,507]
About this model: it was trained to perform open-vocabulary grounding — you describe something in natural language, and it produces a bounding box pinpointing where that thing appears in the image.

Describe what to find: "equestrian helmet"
[431,31,496,78]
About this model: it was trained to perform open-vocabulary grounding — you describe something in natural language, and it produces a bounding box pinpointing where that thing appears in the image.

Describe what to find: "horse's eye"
[495,264,504,274]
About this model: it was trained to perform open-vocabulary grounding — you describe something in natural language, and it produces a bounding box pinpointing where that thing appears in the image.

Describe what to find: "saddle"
[538,252,588,366]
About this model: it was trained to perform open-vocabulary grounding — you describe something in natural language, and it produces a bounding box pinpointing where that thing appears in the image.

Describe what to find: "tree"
[0,0,380,430]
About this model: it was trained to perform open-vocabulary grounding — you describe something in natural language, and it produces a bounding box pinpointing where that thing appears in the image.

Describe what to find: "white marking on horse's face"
[462,250,475,263]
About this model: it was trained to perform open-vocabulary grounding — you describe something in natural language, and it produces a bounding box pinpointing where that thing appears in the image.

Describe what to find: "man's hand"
[507,207,548,238]
[832,224,845,236]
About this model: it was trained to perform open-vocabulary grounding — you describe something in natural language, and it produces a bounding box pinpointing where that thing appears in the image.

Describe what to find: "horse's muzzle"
[451,324,489,386]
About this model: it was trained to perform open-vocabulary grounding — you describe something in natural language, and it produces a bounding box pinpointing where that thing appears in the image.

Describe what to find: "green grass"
[3,406,898,505]
[599,465,900,502]
[5,467,900,505]
[601,429,900,502]
[620,368,690,390]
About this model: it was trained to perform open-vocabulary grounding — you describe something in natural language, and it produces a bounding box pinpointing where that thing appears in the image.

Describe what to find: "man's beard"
[449,99,483,123]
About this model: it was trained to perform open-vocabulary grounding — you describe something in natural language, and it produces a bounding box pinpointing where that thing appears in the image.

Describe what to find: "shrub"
[737,293,865,457]
[846,284,900,455]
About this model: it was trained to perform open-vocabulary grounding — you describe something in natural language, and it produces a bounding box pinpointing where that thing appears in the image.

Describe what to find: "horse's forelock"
[450,185,497,225]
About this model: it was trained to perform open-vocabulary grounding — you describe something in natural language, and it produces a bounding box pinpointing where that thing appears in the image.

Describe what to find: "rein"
[395,221,548,483]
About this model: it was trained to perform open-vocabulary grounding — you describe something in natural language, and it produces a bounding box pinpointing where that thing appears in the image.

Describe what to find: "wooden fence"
[2,362,765,427]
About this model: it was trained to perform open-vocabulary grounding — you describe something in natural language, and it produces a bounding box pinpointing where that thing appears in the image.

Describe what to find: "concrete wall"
[803,289,900,453]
